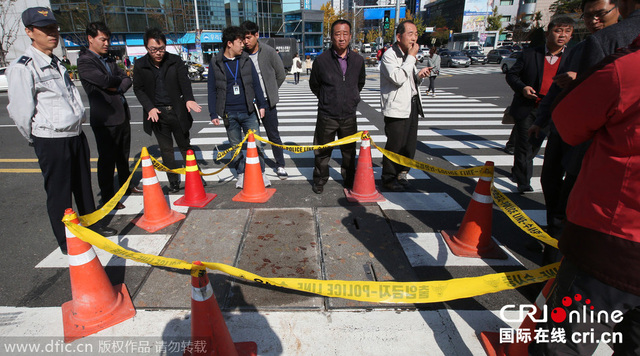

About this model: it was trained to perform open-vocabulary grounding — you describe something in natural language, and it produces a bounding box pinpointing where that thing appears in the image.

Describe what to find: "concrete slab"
[227,208,323,310]
[134,209,250,309]
[318,206,418,309]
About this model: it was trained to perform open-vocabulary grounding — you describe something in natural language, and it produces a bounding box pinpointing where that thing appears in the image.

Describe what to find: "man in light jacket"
[241,21,288,179]
[380,20,431,191]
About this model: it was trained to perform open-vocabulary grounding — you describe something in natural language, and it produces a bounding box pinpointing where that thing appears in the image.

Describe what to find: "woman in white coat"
[425,47,441,97]
[291,53,303,84]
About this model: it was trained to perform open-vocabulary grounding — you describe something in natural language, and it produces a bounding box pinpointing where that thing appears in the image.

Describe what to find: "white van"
[363,43,372,53]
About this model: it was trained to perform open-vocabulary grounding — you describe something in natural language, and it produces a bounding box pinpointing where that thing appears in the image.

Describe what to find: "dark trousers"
[530,259,640,355]
[313,115,357,188]
[33,133,96,249]
[428,76,437,92]
[382,96,420,183]
[512,109,542,186]
[541,130,571,237]
[294,72,300,84]
[92,121,132,203]
[152,107,191,185]
[262,105,285,168]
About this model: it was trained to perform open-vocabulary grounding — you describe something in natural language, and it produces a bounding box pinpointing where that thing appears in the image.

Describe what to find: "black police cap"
[22,7,57,28]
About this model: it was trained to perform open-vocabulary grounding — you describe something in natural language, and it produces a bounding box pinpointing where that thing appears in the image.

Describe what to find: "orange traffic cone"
[184,261,257,356]
[479,278,555,356]
[175,149,216,207]
[344,132,386,203]
[440,161,507,259]
[132,147,185,232]
[232,133,276,203]
[61,209,136,343]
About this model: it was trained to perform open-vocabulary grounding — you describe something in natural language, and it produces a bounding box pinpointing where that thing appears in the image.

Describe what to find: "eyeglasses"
[581,6,616,20]
[148,46,166,54]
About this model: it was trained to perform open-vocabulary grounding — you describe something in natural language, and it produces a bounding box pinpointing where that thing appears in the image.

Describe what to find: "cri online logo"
[500,294,624,324]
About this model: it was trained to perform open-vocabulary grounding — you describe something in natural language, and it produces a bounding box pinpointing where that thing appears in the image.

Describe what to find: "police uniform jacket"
[6,46,85,143]
[133,53,195,135]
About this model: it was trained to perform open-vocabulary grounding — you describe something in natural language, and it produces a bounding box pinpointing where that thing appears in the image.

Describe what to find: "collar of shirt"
[223,55,241,62]
[544,45,565,65]
[28,45,59,71]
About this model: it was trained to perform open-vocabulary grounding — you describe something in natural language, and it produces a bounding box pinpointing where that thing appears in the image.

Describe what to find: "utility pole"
[393,0,400,39]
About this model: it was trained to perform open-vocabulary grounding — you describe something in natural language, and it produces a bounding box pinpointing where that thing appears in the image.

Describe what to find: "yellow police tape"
[78,157,142,227]
[63,220,559,304]
[491,186,558,248]
[253,131,363,154]
[150,134,248,177]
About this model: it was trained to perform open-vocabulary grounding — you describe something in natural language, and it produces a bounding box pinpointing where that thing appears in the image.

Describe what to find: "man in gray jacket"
[241,21,288,179]
[380,20,430,191]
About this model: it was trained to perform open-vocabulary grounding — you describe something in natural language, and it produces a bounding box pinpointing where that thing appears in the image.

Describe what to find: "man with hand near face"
[78,22,136,209]
[208,26,269,189]
[309,19,365,194]
[380,20,431,192]
[133,28,202,193]
[7,8,117,254]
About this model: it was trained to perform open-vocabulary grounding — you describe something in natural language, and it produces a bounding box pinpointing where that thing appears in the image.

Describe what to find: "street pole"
[193,0,202,64]
[393,0,400,40]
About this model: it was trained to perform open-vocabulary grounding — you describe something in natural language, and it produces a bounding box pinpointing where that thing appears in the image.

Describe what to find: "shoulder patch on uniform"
[17,56,32,65]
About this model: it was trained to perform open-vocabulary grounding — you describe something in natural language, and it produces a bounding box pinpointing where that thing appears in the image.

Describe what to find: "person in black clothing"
[309,19,366,194]
[77,22,135,209]
[133,28,202,193]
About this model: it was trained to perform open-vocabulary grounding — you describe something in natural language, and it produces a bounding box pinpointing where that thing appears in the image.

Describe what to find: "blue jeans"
[224,111,265,174]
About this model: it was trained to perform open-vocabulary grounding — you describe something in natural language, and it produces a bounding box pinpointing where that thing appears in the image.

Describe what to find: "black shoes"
[504,146,515,155]
[168,182,181,193]
[312,184,324,194]
[397,172,410,187]
[383,180,404,192]
[517,184,534,194]
[91,224,118,237]
[129,185,144,194]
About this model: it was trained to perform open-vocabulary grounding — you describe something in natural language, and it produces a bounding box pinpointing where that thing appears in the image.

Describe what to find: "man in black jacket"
[78,22,136,209]
[309,19,366,194]
[505,17,573,194]
[133,28,202,193]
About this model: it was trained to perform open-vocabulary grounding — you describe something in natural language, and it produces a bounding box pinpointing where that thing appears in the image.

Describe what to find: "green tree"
[321,1,344,39]
[486,6,502,32]
[532,11,543,28]
[550,0,583,15]
[366,28,381,44]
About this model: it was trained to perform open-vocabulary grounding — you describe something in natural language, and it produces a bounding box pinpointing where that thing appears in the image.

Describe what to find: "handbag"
[502,106,514,124]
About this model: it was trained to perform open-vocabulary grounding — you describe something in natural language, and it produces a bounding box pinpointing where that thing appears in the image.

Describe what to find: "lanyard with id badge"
[225,60,241,96]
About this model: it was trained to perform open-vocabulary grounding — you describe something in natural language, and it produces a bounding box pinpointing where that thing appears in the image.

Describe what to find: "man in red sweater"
[505,17,574,194]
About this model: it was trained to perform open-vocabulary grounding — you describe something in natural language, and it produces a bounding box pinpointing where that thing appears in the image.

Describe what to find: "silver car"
[500,52,522,73]
[0,67,7,92]
[441,51,470,68]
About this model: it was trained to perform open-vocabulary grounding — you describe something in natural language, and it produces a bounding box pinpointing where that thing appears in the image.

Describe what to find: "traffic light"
[383,10,391,31]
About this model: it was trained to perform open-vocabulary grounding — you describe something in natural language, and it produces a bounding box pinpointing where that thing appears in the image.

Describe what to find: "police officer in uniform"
[6,7,117,254]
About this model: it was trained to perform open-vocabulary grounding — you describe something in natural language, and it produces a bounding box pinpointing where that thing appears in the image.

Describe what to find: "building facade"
[282,9,323,55]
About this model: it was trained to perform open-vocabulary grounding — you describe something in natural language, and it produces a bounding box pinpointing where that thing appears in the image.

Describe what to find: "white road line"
[396,232,522,267]
[36,235,172,268]
[378,192,464,211]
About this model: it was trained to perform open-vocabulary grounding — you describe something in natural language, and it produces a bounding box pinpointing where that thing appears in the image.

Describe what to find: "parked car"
[440,50,470,68]
[487,49,511,64]
[0,67,7,92]
[498,45,523,52]
[366,53,378,67]
[416,50,425,63]
[500,51,522,73]
[462,49,487,65]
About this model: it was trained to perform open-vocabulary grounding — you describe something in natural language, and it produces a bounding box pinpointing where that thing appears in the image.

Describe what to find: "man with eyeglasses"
[133,28,202,193]
[527,0,619,257]
[6,7,117,254]
[579,0,640,72]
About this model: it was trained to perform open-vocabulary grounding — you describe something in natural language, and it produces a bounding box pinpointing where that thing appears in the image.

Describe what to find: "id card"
[233,83,240,95]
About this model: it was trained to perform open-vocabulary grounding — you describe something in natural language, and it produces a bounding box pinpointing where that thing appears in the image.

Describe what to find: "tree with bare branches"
[0,0,20,66]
